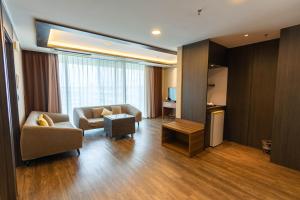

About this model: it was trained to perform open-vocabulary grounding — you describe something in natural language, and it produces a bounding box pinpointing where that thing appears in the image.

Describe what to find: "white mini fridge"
[210,110,225,147]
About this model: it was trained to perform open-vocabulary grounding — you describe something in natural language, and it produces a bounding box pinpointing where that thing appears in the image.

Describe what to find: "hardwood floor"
[16,119,300,200]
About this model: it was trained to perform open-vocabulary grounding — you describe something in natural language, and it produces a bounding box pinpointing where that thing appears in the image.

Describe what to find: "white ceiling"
[4,0,300,51]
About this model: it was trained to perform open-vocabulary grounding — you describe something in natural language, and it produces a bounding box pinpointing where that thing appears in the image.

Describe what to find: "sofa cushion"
[37,114,49,127]
[92,107,104,118]
[43,114,54,126]
[54,122,76,129]
[87,118,104,127]
[82,108,93,119]
[111,106,122,114]
[101,108,113,116]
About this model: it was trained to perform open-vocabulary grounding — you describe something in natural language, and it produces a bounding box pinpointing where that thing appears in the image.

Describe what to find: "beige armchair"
[21,111,83,163]
[73,104,142,131]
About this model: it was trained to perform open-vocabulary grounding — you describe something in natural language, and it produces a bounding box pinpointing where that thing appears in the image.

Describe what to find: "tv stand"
[162,101,176,119]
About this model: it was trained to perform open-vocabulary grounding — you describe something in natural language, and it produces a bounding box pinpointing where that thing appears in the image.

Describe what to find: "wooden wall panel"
[1,0,22,166]
[272,25,300,171]
[226,40,279,148]
[182,40,209,123]
[247,40,279,148]
[208,41,227,67]
[5,38,22,166]
[226,45,253,145]
[0,1,17,199]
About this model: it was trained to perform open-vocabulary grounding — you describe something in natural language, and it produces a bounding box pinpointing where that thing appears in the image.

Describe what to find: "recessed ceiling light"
[230,0,247,5]
[152,29,161,36]
[244,34,249,37]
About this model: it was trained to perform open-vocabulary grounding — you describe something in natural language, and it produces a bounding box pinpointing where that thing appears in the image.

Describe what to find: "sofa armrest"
[44,112,69,123]
[125,104,142,122]
[73,108,89,129]
[21,126,83,161]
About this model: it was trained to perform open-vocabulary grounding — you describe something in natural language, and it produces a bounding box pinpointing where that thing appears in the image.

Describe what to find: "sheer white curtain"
[125,62,145,117]
[58,54,145,118]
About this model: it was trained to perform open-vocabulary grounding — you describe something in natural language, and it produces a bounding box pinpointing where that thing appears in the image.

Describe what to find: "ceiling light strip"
[48,42,177,65]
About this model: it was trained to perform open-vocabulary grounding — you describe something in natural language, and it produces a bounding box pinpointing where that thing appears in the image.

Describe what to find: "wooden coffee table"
[104,114,135,139]
[162,119,205,157]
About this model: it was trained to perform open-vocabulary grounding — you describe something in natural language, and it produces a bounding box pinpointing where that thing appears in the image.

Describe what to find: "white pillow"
[101,108,113,116]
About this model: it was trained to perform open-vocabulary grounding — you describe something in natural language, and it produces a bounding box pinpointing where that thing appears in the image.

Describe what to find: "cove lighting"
[47,41,176,65]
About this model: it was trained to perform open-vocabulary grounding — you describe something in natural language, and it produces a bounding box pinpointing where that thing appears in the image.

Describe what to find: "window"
[58,54,145,118]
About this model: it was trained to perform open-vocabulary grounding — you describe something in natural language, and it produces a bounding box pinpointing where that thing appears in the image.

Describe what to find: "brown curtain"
[146,66,162,118]
[22,51,61,116]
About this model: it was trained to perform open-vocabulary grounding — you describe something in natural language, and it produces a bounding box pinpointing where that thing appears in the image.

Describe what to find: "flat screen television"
[168,87,176,102]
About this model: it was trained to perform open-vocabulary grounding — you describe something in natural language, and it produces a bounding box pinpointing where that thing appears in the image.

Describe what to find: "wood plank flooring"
[16,118,300,200]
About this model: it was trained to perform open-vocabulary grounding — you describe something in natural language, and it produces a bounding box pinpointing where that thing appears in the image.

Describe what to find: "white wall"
[13,32,26,126]
[207,67,228,106]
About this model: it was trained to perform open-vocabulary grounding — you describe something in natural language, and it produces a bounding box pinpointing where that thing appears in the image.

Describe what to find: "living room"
[1,0,300,200]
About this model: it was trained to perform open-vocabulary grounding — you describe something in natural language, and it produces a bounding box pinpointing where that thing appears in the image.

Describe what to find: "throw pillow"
[101,108,113,116]
[43,114,54,126]
[92,107,104,118]
[111,106,122,114]
[37,114,49,127]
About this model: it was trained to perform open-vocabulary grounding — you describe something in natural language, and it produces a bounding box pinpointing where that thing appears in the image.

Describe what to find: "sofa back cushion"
[120,105,129,114]
[77,104,137,119]
[111,106,122,114]
[82,108,94,119]
[92,107,104,118]
[43,114,54,126]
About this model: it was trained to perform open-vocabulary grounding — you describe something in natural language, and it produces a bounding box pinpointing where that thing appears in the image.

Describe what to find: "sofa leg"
[82,130,85,136]
[137,122,139,127]
[77,149,80,156]
[25,161,31,166]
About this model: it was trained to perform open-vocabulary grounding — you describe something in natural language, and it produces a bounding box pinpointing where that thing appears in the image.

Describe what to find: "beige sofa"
[21,111,83,162]
[73,104,142,131]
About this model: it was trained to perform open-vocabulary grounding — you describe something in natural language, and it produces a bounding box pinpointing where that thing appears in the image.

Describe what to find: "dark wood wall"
[2,1,22,166]
[0,0,17,199]
[271,25,300,171]
[208,41,227,67]
[182,40,209,123]
[181,40,227,123]
[226,39,279,148]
